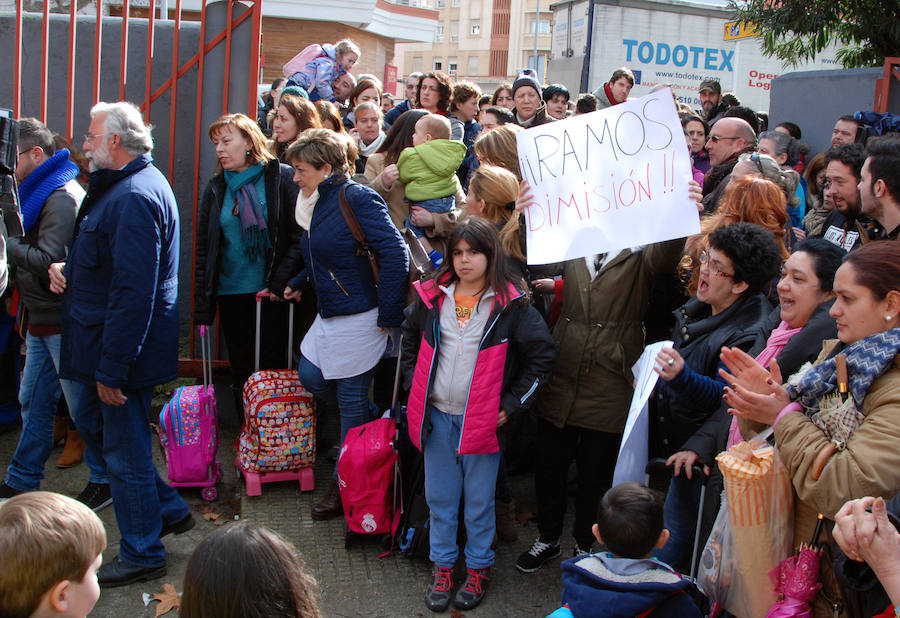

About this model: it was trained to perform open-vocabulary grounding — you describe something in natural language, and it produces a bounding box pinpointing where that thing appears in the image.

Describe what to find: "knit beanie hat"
[512,69,542,99]
[281,85,309,99]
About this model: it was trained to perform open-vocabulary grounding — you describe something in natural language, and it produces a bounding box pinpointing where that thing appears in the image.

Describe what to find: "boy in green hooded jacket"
[398,113,467,252]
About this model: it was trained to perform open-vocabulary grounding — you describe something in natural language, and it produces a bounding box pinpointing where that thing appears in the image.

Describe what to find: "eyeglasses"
[708,135,740,143]
[83,133,106,142]
[749,152,766,175]
[699,250,734,278]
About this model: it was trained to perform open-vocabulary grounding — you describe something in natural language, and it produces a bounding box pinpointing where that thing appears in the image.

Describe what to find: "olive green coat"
[534,238,685,433]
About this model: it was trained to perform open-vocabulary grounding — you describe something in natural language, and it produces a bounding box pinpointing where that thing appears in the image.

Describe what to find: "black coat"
[650,293,771,459]
[194,160,301,324]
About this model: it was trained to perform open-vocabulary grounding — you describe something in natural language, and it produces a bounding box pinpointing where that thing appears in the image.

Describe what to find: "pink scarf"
[726,320,802,448]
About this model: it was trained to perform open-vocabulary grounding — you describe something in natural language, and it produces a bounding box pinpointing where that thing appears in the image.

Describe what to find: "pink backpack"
[158,326,221,501]
[337,417,401,543]
[282,43,325,78]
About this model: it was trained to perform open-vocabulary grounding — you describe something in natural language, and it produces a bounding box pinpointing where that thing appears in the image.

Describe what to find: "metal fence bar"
[65,0,77,141]
[119,0,130,101]
[39,0,49,122]
[93,0,103,107]
[144,0,157,122]
[167,0,183,180]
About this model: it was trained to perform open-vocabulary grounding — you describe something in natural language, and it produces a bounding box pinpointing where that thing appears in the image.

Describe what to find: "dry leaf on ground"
[151,583,181,617]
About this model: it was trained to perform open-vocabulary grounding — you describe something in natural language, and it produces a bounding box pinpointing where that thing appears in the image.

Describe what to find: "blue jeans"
[5,333,108,491]
[424,408,500,570]
[68,380,189,568]
[405,195,454,238]
[655,473,704,572]
[298,355,378,477]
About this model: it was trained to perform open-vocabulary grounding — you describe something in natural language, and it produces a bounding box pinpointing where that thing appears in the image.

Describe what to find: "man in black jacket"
[0,119,109,507]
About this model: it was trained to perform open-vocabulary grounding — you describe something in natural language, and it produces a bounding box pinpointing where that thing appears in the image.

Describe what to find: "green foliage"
[728,0,900,69]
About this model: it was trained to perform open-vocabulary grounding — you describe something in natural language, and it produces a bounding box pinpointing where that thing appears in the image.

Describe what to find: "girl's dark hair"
[416,71,453,114]
[349,78,383,110]
[180,522,321,618]
[707,222,782,295]
[792,239,844,292]
[681,114,709,136]
[843,242,900,301]
[313,100,346,134]
[376,109,428,165]
[430,216,521,304]
[776,121,802,140]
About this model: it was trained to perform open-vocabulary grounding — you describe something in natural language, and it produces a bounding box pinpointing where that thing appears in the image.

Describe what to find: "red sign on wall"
[384,64,398,97]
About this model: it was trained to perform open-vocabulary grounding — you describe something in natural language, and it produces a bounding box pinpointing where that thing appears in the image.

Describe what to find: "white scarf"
[295,188,319,231]
[358,131,387,158]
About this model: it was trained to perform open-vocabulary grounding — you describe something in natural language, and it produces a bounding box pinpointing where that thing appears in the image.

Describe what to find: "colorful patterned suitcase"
[237,298,315,495]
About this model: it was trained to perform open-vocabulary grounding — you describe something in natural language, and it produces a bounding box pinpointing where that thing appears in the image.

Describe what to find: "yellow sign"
[724,21,758,41]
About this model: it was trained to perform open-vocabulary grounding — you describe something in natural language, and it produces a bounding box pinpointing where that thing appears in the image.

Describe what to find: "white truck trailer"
[549,0,841,112]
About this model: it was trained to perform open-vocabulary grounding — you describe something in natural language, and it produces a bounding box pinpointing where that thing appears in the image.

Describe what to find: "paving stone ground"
[0,375,574,617]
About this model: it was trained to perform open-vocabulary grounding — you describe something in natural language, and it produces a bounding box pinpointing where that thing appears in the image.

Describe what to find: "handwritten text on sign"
[516,89,699,264]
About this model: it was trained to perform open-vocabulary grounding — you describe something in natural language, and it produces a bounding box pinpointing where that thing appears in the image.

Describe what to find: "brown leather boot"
[495,499,518,542]
[56,430,85,468]
[53,417,68,447]
[311,479,343,521]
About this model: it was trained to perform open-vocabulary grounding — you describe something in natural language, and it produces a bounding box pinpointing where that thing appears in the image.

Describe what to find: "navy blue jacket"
[383,99,412,131]
[60,154,180,389]
[287,175,408,327]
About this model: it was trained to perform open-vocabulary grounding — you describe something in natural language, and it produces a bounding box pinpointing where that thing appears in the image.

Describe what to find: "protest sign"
[612,340,672,487]
[516,88,699,264]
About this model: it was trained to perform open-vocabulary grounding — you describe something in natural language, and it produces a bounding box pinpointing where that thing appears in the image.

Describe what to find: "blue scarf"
[223,164,269,259]
[18,148,79,233]
[787,327,900,414]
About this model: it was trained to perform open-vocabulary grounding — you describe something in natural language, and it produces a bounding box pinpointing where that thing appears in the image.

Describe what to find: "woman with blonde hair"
[270,94,322,161]
[473,124,524,180]
[682,175,790,296]
[467,165,525,265]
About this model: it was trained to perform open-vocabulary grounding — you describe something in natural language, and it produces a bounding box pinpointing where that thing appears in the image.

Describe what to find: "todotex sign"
[550,0,840,112]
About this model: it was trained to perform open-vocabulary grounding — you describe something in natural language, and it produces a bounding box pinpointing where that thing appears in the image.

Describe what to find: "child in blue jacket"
[550,482,705,618]
[284,40,360,103]
[401,217,556,614]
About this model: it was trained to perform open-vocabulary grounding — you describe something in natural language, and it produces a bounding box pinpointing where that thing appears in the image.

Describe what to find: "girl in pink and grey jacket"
[401,217,556,613]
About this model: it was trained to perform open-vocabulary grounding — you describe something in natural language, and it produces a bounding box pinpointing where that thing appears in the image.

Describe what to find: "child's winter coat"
[283,43,346,102]
[397,139,467,203]
[400,275,556,455]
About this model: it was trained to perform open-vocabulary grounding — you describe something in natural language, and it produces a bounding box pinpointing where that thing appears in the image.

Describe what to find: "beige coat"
[775,345,900,617]
[534,238,685,433]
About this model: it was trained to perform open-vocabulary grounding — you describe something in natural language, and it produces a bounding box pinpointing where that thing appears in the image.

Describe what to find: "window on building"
[437,0,445,7]
[448,57,458,75]
[451,0,460,6]
[450,20,459,42]
[530,19,551,34]
[434,59,443,71]
[470,20,480,35]
[413,56,423,72]
[467,55,479,76]
[435,23,444,42]
[527,54,547,82]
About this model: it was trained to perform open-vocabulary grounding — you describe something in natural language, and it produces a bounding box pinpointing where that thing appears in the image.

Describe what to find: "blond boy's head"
[412,113,452,146]
[0,492,107,618]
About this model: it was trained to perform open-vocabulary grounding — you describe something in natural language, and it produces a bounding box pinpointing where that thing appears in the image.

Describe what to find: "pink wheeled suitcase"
[237,297,316,496]
[158,325,222,501]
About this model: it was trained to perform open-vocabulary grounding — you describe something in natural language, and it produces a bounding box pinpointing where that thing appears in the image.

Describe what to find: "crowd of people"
[1,38,900,617]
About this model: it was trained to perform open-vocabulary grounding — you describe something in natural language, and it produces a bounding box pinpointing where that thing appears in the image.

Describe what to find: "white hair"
[90,101,153,154]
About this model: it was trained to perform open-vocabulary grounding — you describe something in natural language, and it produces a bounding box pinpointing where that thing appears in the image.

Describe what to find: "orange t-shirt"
[454,292,480,328]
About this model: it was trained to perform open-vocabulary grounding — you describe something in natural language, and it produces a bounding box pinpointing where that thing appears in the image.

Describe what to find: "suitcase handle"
[255,294,295,372]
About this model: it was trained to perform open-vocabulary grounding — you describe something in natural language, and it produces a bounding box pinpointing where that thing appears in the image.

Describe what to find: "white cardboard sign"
[516,89,700,265]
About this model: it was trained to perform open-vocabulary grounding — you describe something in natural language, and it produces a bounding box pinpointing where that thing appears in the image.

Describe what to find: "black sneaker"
[454,566,491,610]
[160,512,195,538]
[515,538,561,573]
[0,481,24,499]
[573,543,592,557]
[424,564,454,613]
[76,482,113,512]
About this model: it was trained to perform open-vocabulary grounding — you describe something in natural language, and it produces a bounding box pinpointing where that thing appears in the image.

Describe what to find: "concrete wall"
[0,3,255,340]
[769,67,900,157]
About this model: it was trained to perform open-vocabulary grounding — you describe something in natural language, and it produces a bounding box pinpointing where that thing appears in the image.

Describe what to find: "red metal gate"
[9,0,262,373]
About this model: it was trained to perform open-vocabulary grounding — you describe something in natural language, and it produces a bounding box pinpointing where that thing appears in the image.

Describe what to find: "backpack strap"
[338,186,380,284]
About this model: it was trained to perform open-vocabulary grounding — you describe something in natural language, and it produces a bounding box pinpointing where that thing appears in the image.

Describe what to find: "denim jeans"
[424,408,500,570]
[297,355,378,477]
[5,333,108,491]
[68,380,189,568]
[655,473,704,572]
[405,195,455,238]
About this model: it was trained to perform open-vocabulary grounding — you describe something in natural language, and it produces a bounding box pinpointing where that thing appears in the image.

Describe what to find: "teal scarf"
[224,164,269,259]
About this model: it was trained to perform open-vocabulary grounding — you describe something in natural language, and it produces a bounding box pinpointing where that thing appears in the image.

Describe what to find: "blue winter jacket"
[383,99,412,131]
[59,154,180,390]
[286,175,408,327]
[557,554,704,618]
